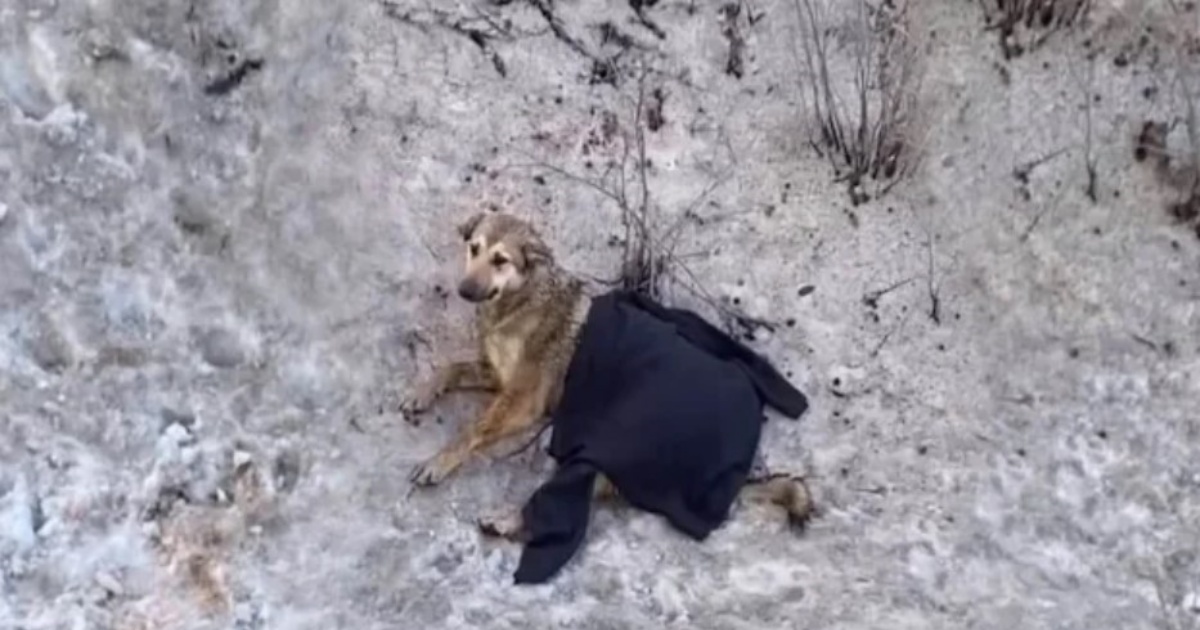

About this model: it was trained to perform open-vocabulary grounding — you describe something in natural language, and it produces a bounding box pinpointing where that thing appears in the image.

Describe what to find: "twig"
[665,260,778,336]
[1019,167,1070,241]
[1130,333,1164,354]
[720,2,747,79]
[923,230,941,325]
[511,153,624,205]
[1012,147,1067,183]
[526,0,600,61]
[867,307,911,358]
[379,2,511,78]
[621,65,658,295]
[1081,52,1098,203]
[1020,208,1046,242]
[862,277,915,309]
[629,0,667,40]
[1173,48,1200,196]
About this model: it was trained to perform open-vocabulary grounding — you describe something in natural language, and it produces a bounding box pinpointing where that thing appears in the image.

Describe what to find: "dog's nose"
[457,279,485,302]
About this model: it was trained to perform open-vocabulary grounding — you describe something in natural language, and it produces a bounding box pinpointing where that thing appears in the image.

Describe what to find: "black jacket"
[513,290,808,584]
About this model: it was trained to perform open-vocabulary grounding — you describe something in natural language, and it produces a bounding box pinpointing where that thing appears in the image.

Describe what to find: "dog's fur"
[402,211,814,539]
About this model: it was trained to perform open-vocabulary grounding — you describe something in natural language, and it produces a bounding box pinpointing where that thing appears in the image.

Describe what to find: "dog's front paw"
[408,452,456,487]
[398,386,439,424]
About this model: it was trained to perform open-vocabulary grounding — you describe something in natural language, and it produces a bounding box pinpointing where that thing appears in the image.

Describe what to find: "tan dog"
[402,211,814,538]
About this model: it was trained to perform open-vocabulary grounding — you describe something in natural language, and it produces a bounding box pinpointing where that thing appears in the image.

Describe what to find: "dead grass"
[792,0,921,206]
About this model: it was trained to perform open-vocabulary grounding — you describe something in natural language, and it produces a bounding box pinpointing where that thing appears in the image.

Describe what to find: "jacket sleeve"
[514,462,598,584]
[617,291,809,419]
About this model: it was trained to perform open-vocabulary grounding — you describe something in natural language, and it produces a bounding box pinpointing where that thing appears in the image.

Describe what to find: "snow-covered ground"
[1,1,1198,628]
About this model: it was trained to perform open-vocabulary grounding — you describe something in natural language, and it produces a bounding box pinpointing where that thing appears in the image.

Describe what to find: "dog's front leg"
[400,361,498,421]
[410,380,545,487]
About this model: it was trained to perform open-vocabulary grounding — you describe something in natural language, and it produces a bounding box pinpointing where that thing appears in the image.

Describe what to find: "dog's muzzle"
[457,279,498,303]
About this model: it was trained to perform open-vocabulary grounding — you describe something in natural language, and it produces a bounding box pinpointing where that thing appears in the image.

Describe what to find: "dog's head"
[454,211,554,303]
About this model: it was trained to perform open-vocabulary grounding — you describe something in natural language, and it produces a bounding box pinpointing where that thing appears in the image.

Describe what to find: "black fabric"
[513,290,808,584]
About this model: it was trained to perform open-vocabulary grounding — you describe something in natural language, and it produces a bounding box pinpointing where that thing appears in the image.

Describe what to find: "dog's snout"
[458,278,488,302]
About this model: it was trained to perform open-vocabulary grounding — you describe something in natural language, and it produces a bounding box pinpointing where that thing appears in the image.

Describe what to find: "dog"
[401,210,814,539]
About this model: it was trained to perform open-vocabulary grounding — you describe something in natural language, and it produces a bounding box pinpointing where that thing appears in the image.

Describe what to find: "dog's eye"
[469,243,480,258]
[491,254,508,268]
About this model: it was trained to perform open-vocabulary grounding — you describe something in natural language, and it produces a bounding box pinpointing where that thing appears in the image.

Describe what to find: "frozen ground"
[1,0,1199,628]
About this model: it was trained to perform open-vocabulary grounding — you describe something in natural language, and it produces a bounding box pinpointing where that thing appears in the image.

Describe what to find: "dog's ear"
[521,236,554,269]
[457,212,486,242]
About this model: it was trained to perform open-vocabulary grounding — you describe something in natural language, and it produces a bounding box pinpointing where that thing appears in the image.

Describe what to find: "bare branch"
[862,277,915,309]
[379,2,515,78]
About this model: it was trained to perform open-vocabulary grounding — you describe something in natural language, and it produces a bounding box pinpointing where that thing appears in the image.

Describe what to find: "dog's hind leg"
[479,474,811,541]
[477,509,527,541]
[478,474,620,541]
[739,473,815,530]
[400,361,498,420]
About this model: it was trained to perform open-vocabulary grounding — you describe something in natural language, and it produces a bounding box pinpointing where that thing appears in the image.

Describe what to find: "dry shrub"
[792,0,922,205]
[981,0,1094,58]
[1133,4,1200,238]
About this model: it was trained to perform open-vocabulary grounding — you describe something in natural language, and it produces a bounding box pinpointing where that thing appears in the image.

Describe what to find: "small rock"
[161,422,192,445]
[272,450,301,494]
[160,406,196,430]
[233,450,253,470]
[171,189,216,235]
[26,315,73,373]
[0,202,8,224]
[195,327,244,368]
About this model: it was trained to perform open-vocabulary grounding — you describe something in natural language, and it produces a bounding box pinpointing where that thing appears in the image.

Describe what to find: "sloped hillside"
[1,1,1198,628]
